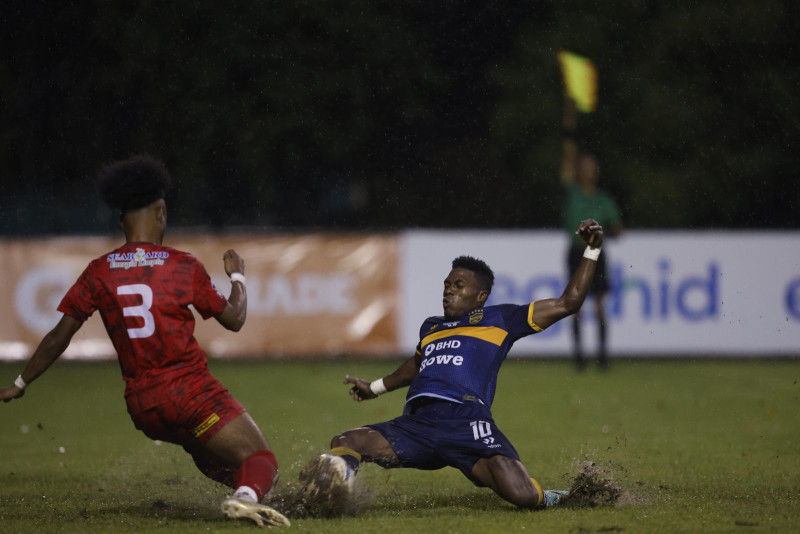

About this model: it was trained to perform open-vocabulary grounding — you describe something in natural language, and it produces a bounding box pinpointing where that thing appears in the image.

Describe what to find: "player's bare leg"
[330,426,401,467]
[205,412,290,527]
[186,446,236,487]
[205,412,271,466]
[471,455,567,509]
[299,427,399,513]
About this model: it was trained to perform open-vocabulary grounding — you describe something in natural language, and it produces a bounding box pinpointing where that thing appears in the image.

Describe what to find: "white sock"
[232,485,258,503]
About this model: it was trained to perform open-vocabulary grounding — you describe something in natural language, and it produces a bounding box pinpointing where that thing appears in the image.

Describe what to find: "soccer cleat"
[221,497,291,527]
[542,489,569,508]
[300,453,355,494]
[298,453,355,514]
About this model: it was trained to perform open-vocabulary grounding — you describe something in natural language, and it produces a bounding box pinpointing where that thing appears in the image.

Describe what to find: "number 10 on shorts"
[470,420,492,440]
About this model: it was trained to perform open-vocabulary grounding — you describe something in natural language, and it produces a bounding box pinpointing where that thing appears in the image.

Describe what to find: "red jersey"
[58,242,227,390]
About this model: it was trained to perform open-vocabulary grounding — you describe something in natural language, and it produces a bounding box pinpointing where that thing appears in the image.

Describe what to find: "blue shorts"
[367,397,520,486]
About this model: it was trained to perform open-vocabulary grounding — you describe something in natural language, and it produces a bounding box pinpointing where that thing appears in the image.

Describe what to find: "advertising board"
[400,231,800,356]
[0,234,398,360]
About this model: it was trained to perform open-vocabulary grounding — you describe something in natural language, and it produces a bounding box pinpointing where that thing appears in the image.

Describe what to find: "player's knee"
[330,431,353,449]
[330,429,372,456]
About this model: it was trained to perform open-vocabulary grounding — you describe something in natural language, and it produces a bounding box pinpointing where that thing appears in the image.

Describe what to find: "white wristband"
[230,273,246,286]
[14,375,27,390]
[369,378,387,396]
[583,246,602,261]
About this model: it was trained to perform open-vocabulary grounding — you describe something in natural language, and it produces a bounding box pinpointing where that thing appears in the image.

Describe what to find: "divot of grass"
[562,460,623,508]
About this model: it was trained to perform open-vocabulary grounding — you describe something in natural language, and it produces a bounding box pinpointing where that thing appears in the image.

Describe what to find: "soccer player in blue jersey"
[300,219,603,512]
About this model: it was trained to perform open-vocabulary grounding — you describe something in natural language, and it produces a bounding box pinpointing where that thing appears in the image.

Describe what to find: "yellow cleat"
[299,454,354,497]
[298,454,354,516]
[221,497,291,527]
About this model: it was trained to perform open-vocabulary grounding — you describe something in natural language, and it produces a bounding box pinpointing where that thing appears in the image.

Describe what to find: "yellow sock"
[330,446,361,475]
[530,477,544,507]
[330,446,362,462]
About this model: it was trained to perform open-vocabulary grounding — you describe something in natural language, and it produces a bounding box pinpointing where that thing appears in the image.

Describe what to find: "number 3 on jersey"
[117,284,155,339]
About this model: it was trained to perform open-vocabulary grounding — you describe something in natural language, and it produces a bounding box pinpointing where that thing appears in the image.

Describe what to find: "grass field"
[1,358,798,533]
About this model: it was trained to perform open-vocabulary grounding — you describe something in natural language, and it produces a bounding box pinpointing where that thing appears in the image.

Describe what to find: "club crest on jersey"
[469,309,484,324]
[107,248,169,270]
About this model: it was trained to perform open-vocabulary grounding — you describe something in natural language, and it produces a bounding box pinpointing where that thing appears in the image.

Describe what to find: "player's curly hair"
[97,155,171,213]
[452,255,494,294]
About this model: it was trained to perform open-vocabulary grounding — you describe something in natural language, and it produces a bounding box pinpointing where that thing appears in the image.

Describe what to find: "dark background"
[2,1,798,236]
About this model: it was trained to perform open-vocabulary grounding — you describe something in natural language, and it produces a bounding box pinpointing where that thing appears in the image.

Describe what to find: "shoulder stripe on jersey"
[527,302,544,332]
[420,326,508,348]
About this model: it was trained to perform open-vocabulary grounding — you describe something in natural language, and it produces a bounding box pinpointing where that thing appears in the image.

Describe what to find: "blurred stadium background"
[2,2,799,234]
[1,2,797,361]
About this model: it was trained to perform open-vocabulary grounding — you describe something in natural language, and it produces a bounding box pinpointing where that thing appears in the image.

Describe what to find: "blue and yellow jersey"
[406,303,543,409]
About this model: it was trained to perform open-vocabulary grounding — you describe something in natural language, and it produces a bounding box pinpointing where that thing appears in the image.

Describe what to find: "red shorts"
[125,368,246,446]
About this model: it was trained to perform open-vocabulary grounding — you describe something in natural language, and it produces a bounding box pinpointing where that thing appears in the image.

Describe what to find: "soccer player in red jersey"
[0,155,289,528]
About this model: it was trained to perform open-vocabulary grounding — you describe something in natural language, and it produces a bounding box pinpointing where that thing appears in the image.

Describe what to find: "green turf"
[1,359,799,533]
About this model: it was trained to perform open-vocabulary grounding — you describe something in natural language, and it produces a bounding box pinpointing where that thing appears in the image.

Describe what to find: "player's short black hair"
[452,255,494,294]
[97,155,171,213]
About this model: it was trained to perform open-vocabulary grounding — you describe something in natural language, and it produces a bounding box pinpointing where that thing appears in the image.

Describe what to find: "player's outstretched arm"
[1,314,83,403]
[215,249,247,332]
[344,352,421,402]
[530,219,604,331]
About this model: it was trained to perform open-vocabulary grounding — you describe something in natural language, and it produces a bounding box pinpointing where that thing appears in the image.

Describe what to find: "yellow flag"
[557,50,598,112]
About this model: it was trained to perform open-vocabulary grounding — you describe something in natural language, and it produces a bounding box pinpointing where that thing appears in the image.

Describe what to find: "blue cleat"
[542,489,569,508]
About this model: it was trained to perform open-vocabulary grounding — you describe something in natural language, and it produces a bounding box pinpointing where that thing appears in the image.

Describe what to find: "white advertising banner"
[399,231,800,357]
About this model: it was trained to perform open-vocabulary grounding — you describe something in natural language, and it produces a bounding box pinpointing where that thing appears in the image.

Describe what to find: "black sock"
[598,319,607,366]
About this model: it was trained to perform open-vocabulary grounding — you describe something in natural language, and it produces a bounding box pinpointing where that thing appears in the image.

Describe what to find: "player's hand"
[343,375,378,402]
[576,219,604,248]
[223,249,245,277]
[0,385,24,403]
